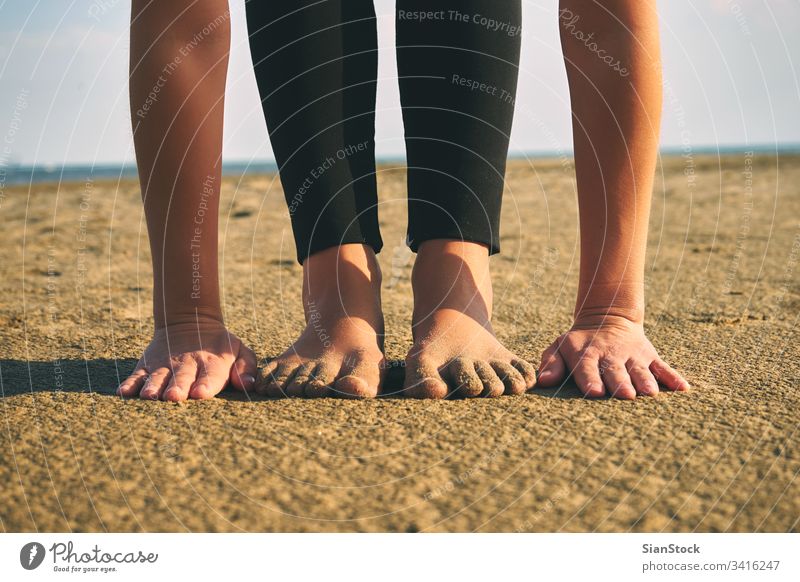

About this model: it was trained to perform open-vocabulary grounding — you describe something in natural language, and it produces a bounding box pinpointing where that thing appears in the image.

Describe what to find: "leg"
[536,0,689,398]
[246,0,382,261]
[396,1,536,398]
[120,0,257,402]
[246,0,384,398]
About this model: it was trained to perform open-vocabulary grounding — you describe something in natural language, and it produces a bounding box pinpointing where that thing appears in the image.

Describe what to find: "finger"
[489,360,527,395]
[285,361,316,398]
[446,358,483,398]
[189,359,231,400]
[511,358,537,390]
[118,368,148,398]
[474,360,505,398]
[230,343,258,392]
[599,358,636,400]
[162,358,200,402]
[650,358,690,392]
[570,357,605,398]
[140,367,172,400]
[626,361,659,397]
[537,343,567,388]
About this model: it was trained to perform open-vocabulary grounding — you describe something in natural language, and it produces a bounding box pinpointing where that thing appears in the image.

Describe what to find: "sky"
[0,0,798,166]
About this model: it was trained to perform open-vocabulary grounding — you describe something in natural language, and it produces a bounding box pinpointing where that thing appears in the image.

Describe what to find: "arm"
[537,0,689,398]
[119,0,256,401]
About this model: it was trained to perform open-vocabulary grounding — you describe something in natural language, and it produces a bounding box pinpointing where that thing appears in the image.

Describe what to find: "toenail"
[241,374,255,389]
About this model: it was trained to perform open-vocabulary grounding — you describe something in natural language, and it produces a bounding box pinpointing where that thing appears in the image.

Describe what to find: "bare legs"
[536,0,689,398]
[119,0,257,401]
[122,0,688,401]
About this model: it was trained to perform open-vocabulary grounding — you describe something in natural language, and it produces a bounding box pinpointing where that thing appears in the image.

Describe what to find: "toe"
[285,361,315,398]
[446,357,484,398]
[261,362,295,398]
[490,360,527,395]
[140,367,171,400]
[511,358,537,390]
[474,360,505,397]
[627,361,659,396]
[334,350,381,399]
[403,357,448,399]
[304,360,337,398]
[255,359,278,396]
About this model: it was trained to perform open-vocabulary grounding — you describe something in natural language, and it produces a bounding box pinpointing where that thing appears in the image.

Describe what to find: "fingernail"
[241,374,255,389]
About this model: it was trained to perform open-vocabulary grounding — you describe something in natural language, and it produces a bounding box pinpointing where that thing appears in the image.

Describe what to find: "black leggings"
[246,0,521,263]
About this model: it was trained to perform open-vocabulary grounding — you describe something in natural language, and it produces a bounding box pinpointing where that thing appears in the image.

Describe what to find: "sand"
[1,154,798,532]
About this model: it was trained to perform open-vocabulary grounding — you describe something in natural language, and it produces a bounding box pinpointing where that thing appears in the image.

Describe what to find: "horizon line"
[4,142,799,172]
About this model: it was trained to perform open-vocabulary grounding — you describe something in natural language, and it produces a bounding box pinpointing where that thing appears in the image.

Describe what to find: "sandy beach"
[1,153,798,532]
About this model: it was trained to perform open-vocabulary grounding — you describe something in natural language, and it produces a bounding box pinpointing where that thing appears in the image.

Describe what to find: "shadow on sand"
[0,358,137,397]
[0,358,588,400]
[0,358,409,400]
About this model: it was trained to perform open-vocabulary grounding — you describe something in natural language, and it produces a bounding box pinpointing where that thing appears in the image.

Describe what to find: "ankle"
[415,239,489,263]
[303,243,381,287]
[413,240,492,296]
[411,240,494,326]
[301,244,383,319]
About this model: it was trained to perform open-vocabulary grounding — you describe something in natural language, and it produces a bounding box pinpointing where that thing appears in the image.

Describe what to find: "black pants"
[246,0,521,263]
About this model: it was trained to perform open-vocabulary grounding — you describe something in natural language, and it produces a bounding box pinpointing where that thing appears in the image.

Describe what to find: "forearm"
[560,0,662,325]
[129,0,230,329]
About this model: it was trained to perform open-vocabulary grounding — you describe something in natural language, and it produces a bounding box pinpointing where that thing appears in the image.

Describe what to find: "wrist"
[574,281,645,327]
[572,312,644,332]
[154,306,224,330]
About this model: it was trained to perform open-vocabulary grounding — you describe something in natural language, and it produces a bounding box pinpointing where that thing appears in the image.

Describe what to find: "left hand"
[535,315,690,399]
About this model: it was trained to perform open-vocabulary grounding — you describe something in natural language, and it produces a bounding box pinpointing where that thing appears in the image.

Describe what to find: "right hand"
[536,315,689,399]
[117,319,258,402]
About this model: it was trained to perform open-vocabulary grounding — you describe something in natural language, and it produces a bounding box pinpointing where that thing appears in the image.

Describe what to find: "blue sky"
[0,0,798,165]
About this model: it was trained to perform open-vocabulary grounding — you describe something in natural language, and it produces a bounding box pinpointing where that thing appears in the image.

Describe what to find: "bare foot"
[536,315,690,399]
[256,244,385,399]
[117,319,258,402]
[403,240,536,398]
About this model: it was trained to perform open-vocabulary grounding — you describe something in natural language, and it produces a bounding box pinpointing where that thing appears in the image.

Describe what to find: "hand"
[117,319,258,401]
[535,315,690,399]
